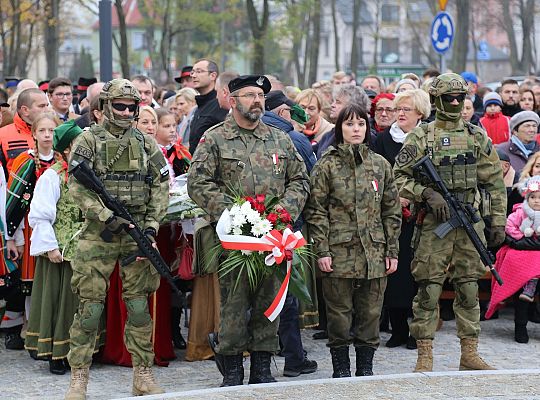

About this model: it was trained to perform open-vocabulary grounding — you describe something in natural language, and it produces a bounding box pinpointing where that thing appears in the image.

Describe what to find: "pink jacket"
[506,204,526,240]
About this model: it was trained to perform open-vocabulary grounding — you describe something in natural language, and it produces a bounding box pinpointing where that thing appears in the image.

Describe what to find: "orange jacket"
[0,113,34,173]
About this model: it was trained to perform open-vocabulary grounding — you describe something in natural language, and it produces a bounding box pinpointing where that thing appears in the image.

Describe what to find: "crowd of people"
[0,61,539,398]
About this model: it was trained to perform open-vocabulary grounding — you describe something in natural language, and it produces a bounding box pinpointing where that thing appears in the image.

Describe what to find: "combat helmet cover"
[428,73,468,97]
[99,79,141,109]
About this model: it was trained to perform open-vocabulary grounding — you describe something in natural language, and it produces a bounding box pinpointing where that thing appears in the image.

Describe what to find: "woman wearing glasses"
[373,89,431,350]
[370,93,397,136]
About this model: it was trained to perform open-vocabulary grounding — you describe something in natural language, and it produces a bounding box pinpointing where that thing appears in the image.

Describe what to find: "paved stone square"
[1,307,540,399]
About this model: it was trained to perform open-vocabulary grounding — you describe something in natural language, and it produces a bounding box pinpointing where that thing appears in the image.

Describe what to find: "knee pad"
[80,302,104,332]
[454,281,478,310]
[125,297,151,327]
[418,283,442,311]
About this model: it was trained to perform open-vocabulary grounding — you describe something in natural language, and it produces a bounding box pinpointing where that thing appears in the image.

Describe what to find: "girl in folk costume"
[155,108,191,178]
[25,121,105,375]
[5,113,57,310]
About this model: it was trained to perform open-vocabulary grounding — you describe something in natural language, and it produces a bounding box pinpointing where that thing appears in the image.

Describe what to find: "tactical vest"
[51,163,83,262]
[423,122,480,204]
[90,125,154,214]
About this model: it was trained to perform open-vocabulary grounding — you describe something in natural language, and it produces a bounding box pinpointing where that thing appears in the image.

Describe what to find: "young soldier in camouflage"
[393,73,507,372]
[187,75,309,386]
[304,104,401,378]
[65,79,169,399]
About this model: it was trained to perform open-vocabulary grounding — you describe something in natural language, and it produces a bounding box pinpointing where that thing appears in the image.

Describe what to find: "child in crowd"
[479,92,510,145]
[505,176,540,302]
[156,108,191,178]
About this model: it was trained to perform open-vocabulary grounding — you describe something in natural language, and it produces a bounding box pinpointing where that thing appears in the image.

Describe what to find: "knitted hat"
[521,176,540,199]
[53,120,83,153]
[394,79,418,93]
[509,110,540,133]
[483,92,502,108]
[460,71,478,85]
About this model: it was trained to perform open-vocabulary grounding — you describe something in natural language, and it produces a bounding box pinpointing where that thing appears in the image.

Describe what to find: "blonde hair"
[138,105,157,122]
[519,151,540,181]
[31,113,59,170]
[295,89,323,112]
[394,89,431,119]
[176,87,198,105]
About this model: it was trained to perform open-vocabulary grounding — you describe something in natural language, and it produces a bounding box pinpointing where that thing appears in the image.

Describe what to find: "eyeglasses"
[112,103,138,112]
[190,69,210,75]
[53,92,73,98]
[375,107,396,114]
[231,93,266,100]
[396,107,414,113]
[441,93,466,103]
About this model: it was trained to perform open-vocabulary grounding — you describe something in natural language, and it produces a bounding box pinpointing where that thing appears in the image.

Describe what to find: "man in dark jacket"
[261,90,318,378]
[188,59,228,154]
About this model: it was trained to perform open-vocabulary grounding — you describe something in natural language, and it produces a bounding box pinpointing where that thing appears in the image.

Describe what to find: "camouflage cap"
[99,79,141,107]
[428,73,468,97]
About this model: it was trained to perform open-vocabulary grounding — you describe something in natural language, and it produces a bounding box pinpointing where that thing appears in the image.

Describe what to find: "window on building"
[381,38,399,63]
[381,4,399,23]
[132,31,144,50]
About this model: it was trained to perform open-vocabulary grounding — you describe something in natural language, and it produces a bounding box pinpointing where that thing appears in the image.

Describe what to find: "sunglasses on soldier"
[441,93,466,103]
[111,103,138,112]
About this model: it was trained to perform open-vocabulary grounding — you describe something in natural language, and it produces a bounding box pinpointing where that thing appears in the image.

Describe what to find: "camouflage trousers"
[410,214,486,341]
[323,276,386,349]
[216,266,280,355]
[67,221,160,368]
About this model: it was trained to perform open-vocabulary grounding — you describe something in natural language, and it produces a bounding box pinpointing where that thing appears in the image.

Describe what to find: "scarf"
[520,200,540,235]
[511,135,536,158]
[389,121,420,144]
[303,116,321,139]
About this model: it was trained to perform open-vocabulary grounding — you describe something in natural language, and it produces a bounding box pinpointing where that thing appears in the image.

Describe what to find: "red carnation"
[267,213,278,225]
[254,202,266,214]
[245,196,256,208]
[279,210,292,223]
[256,194,266,204]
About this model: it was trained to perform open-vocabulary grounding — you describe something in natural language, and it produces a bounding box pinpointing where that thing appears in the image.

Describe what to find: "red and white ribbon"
[216,209,306,321]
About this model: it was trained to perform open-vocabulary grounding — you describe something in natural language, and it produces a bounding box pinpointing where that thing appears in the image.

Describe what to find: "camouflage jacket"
[393,119,507,227]
[68,124,169,232]
[187,114,309,223]
[304,144,401,279]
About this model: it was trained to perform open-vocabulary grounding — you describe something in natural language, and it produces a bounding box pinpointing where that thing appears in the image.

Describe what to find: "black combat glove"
[144,227,157,244]
[422,187,450,222]
[105,216,130,235]
[487,226,505,248]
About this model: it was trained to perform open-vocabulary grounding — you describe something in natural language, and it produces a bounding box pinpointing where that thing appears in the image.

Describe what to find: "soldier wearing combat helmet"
[393,73,507,373]
[65,79,169,399]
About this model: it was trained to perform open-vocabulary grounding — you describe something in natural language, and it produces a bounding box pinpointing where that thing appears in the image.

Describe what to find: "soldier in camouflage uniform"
[65,79,169,399]
[393,73,507,372]
[187,75,309,387]
[304,104,401,378]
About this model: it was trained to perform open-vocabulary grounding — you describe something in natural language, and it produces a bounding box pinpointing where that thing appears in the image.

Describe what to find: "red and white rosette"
[216,209,307,321]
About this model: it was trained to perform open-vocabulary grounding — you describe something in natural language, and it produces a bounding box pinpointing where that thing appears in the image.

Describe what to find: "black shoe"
[49,359,67,375]
[355,346,374,376]
[312,331,328,340]
[385,335,407,348]
[515,325,529,344]
[172,332,187,349]
[330,346,351,378]
[208,332,224,376]
[5,332,24,350]
[28,350,39,360]
[406,336,417,350]
[283,358,318,377]
[63,358,71,370]
[248,351,276,384]
[221,354,244,387]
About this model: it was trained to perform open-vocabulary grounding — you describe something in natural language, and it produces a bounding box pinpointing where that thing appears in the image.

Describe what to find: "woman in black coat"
[373,88,432,349]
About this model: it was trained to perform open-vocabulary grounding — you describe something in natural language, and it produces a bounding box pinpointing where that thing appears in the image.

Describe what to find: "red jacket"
[480,112,510,145]
[0,113,34,173]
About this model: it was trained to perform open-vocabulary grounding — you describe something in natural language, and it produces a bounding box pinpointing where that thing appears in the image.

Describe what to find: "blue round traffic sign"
[431,12,454,54]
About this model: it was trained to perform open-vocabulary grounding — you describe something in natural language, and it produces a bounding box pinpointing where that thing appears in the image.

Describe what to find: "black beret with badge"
[228,75,271,94]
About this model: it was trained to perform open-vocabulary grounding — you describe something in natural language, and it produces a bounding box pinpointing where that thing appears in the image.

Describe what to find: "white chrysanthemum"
[259,219,272,234]
[241,201,253,213]
[232,213,246,228]
[252,219,272,237]
[246,209,261,224]
[229,204,242,217]
[233,227,243,235]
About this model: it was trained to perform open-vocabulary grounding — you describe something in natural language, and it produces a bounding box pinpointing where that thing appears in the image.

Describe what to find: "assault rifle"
[70,161,181,295]
[413,155,503,286]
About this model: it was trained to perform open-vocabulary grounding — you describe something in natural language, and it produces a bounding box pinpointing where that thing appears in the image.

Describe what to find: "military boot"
[355,346,375,376]
[65,367,89,400]
[132,366,165,395]
[248,351,276,384]
[330,346,351,378]
[459,338,495,371]
[221,354,244,387]
[414,339,433,372]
